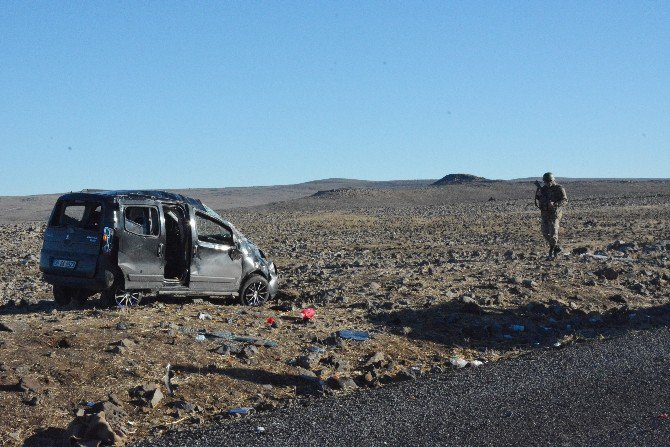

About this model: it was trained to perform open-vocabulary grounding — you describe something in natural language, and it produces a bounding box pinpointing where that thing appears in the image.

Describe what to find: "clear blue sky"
[1,1,668,195]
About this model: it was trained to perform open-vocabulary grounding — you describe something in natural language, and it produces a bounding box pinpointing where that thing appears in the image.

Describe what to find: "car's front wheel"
[240,275,269,306]
[101,277,142,308]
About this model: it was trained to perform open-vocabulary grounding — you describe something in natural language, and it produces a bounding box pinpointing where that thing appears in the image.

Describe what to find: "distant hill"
[2,177,669,224]
[432,174,493,186]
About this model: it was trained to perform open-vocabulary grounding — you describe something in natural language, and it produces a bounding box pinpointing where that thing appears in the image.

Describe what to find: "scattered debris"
[336,329,370,341]
[300,308,316,321]
[228,407,253,416]
[163,364,175,396]
[449,358,469,368]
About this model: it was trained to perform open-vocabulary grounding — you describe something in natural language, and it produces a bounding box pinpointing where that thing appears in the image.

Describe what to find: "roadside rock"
[19,376,42,393]
[130,383,164,408]
[596,267,619,281]
[64,410,126,446]
[296,352,322,370]
[326,376,358,391]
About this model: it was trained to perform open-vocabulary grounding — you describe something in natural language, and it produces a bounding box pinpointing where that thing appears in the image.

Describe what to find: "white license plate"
[53,259,76,269]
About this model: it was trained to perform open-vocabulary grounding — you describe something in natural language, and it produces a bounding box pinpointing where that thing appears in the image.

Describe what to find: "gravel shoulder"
[135,327,670,447]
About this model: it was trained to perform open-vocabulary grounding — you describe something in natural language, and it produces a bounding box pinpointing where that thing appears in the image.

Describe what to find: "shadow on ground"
[171,365,322,396]
[22,427,66,447]
[173,365,317,387]
[368,298,670,352]
[0,292,276,316]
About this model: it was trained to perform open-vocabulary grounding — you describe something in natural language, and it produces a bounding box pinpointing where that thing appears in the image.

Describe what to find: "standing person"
[535,172,568,259]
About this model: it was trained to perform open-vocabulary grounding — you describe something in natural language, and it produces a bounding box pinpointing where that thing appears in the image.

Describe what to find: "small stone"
[449,358,469,368]
[327,376,358,390]
[108,393,123,406]
[117,338,135,348]
[395,368,418,381]
[109,345,126,355]
[596,267,619,281]
[609,294,627,304]
[364,351,385,367]
[148,388,164,408]
[116,321,129,330]
[0,322,14,332]
[296,353,321,370]
[23,395,41,406]
[631,283,647,294]
[19,377,42,393]
[57,337,73,349]
[241,345,259,359]
[522,279,537,288]
[459,295,477,304]
[171,400,196,413]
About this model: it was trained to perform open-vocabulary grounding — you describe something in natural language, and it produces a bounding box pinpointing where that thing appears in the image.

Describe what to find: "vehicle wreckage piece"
[336,329,370,341]
[39,190,279,307]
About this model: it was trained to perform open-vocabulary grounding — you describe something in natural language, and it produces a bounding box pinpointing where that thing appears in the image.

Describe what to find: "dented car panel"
[39,190,278,306]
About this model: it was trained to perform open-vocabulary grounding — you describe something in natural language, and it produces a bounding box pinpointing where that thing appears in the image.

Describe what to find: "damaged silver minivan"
[39,190,278,307]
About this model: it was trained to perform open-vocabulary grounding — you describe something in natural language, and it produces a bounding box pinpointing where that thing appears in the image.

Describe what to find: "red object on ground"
[266,317,276,326]
[300,308,315,320]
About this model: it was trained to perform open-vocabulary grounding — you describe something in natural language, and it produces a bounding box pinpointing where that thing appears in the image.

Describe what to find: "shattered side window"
[124,206,159,236]
[195,213,233,245]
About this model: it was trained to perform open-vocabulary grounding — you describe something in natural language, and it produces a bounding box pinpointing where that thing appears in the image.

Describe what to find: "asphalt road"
[136,328,670,447]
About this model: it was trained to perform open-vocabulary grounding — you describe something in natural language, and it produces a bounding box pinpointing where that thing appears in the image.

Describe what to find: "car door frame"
[117,200,166,289]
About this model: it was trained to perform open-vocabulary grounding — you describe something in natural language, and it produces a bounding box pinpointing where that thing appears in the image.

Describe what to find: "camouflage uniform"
[535,181,568,257]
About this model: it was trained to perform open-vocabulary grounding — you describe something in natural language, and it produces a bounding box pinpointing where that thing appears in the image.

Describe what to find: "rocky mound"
[311,188,356,198]
[432,174,491,186]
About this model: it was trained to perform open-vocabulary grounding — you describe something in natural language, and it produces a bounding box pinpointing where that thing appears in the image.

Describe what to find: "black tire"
[240,275,270,306]
[53,286,84,306]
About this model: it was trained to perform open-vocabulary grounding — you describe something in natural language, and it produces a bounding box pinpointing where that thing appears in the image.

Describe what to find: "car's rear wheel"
[53,285,85,306]
[240,275,269,306]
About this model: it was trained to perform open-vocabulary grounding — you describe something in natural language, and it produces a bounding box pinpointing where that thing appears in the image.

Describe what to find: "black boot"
[546,246,555,260]
[553,245,563,257]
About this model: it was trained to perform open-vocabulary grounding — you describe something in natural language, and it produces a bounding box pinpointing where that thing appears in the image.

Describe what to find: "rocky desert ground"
[1,178,669,446]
